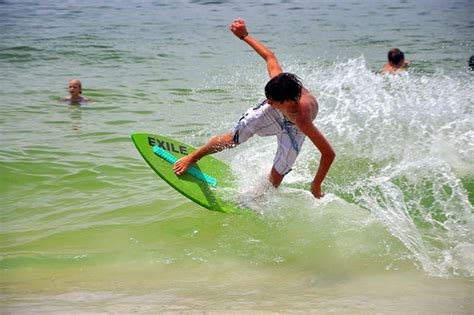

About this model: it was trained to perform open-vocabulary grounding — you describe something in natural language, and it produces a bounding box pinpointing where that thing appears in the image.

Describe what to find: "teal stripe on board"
[153,145,217,187]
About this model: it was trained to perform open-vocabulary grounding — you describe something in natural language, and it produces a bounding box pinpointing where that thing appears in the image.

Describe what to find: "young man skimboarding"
[174,18,335,199]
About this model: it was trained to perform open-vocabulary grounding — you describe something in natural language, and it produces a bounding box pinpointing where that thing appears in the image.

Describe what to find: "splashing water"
[229,57,473,277]
[308,57,473,167]
[310,57,473,277]
[350,158,473,277]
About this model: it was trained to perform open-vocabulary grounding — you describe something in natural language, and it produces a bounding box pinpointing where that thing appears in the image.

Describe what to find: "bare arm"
[229,18,282,78]
[296,117,335,199]
[173,132,236,175]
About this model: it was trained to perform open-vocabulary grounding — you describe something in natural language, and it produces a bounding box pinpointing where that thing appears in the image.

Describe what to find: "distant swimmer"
[63,79,89,104]
[173,18,335,199]
[468,55,474,71]
[381,48,410,74]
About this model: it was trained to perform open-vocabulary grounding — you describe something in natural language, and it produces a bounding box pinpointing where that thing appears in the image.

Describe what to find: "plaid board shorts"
[231,100,306,176]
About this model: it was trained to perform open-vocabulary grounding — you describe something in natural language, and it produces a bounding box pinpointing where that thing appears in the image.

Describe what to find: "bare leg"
[173,132,236,175]
[269,166,284,188]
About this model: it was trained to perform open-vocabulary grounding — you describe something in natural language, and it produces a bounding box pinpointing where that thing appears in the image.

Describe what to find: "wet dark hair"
[388,48,405,66]
[469,55,474,71]
[265,72,302,102]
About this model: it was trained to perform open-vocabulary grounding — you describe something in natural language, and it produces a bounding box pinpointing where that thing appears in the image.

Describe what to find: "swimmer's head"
[469,55,474,71]
[388,48,405,67]
[68,79,83,95]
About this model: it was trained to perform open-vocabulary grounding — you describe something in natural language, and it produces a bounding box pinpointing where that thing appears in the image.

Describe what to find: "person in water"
[173,18,335,199]
[63,79,89,104]
[468,55,474,71]
[381,48,410,74]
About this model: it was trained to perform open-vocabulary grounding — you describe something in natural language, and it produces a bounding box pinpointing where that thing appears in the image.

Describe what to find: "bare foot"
[173,154,196,175]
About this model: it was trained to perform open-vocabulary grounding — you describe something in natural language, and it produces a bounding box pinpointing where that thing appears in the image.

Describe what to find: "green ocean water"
[1,0,473,313]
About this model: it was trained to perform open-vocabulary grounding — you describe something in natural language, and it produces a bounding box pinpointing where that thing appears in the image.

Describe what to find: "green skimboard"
[131,132,250,214]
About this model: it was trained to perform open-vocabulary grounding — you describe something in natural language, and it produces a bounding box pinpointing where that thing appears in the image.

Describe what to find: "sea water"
[0,0,473,313]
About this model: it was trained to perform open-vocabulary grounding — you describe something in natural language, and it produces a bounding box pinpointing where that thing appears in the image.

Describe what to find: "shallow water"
[1,0,473,313]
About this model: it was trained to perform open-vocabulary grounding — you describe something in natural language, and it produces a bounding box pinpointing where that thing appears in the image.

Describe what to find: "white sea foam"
[230,57,474,277]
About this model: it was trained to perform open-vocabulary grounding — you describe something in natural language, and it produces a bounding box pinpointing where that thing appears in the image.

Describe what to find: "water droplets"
[231,57,473,277]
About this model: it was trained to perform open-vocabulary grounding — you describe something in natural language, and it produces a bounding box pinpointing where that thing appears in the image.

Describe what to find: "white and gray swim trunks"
[231,100,306,176]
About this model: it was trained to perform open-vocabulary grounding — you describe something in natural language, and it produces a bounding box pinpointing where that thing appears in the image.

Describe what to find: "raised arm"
[229,18,282,78]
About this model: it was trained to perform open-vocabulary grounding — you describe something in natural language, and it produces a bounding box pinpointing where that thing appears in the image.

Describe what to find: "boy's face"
[68,81,81,95]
